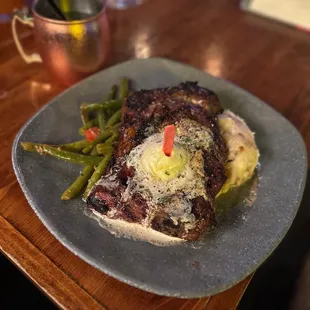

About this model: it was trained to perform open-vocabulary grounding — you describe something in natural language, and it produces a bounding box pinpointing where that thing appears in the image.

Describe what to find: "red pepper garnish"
[162,125,176,157]
[85,127,101,142]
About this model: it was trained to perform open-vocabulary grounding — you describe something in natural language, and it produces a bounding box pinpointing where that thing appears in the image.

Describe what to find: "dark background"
[1,170,309,310]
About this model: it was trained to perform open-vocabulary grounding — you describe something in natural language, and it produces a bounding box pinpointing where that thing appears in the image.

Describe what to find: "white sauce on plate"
[86,209,184,247]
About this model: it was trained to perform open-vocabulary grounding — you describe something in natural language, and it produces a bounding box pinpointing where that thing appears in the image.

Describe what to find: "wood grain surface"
[0,0,309,309]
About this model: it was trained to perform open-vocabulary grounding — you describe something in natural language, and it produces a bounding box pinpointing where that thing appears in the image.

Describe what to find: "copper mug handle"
[11,13,42,64]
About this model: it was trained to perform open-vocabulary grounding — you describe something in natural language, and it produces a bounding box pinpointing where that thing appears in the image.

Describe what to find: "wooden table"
[0,1,309,309]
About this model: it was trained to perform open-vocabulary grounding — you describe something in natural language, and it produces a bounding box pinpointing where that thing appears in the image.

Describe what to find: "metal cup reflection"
[12,0,110,86]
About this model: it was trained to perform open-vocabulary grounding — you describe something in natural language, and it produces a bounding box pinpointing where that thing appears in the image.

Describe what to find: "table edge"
[0,214,105,310]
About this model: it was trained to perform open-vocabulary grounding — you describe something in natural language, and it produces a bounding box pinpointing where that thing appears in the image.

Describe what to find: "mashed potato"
[217,110,259,196]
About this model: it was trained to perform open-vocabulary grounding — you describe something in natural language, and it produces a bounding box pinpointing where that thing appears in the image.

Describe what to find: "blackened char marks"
[204,149,227,199]
[151,210,183,238]
[168,82,223,115]
[120,193,148,223]
[185,196,215,241]
[118,164,135,185]
[150,196,215,241]
[88,82,228,241]
[87,185,147,223]
[116,82,223,159]
[87,185,118,215]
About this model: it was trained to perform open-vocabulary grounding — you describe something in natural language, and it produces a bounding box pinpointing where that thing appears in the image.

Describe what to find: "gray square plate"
[12,58,307,298]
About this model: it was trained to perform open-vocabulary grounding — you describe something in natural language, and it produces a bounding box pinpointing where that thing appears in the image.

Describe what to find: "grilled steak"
[87,82,227,241]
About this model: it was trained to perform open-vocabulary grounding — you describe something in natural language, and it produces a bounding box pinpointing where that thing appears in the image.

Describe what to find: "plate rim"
[12,57,308,298]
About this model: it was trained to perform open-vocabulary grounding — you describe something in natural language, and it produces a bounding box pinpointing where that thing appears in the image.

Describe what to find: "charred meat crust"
[150,196,215,241]
[87,82,227,241]
[116,82,224,160]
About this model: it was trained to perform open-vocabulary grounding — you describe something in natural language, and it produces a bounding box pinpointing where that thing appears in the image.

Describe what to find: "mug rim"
[32,0,107,24]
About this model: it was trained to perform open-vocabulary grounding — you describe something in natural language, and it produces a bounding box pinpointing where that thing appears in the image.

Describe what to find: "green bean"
[98,110,106,132]
[100,132,119,146]
[96,132,119,154]
[98,100,123,110]
[96,145,114,155]
[61,147,99,200]
[83,152,113,199]
[90,147,98,156]
[81,100,122,113]
[99,78,128,127]
[21,140,90,153]
[112,123,121,130]
[107,132,120,143]
[82,130,113,154]
[97,85,118,131]
[79,119,99,135]
[95,143,105,149]
[59,139,89,152]
[61,165,94,200]
[119,78,129,100]
[106,85,117,100]
[80,107,90,125]
[21,142,41,152]
[80,81,123,126]
[106,110,122,127]
[21,143,103,165]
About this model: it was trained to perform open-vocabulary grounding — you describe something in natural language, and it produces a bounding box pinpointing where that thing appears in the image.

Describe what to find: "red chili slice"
[162,125,176,156]
[85,127,101,142]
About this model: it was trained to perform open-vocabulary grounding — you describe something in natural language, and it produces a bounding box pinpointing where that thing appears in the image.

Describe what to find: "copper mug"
[12,0,110,86]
